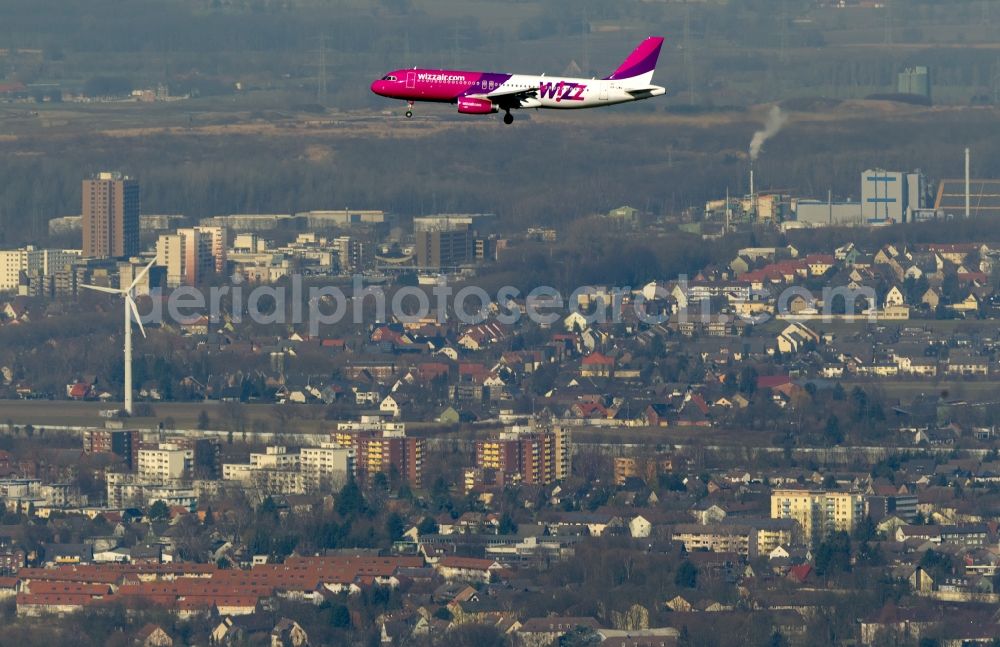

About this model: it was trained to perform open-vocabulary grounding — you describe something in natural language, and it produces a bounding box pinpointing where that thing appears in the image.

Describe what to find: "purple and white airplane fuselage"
[371,37,666,124]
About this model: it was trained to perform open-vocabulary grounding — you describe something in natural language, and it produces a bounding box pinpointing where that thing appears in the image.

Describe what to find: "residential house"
[944,351,989,377]
[434,557,503,583]
[580,352,614,378]
[563,311,589,332]
[517,617,601,647]
[884,285,905,307]
[951,293,980,314]
[729,256,752,276]
[629,515,652,538]
[921,288,941,309]
[457,321,508,351]
[271,618,309,647]
[802,254,835,276]
[776,323,819,354]
[134,624,173,647]
[380,394,407,419]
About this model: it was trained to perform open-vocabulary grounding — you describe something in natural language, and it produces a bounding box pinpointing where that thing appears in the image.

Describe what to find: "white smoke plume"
[749,105,787,161]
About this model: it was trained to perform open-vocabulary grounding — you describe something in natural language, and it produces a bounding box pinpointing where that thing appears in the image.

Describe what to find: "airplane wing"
[478,86,539,109]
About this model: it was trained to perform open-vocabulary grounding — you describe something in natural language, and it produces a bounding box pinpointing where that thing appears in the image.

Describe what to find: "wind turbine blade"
[129,259,156,292]
[81,283,122,295]
[127,297,147,338]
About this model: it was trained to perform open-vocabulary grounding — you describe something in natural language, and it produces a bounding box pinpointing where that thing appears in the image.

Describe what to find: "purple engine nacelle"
[457,97,497,115]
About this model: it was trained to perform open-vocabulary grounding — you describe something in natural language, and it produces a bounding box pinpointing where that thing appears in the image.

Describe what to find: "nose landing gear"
[405,101,414,118]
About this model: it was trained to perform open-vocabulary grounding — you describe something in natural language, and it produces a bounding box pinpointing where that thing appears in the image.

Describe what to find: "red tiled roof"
[101,511,123,524]
[787,564,812,583]
[460,321,508,344]
[417,362,450,381]
[575,402,608,418]
[459,363,490,381]
[18,567,122,585]
[581,352,614,366]
[18,563,215,585]
[68,383,89,399]
[13,558,423,614]
[804,254,836,264]
[436,557,499,571]
[26,581,111,596]
[757,375,791,389]
[689,394,710,416]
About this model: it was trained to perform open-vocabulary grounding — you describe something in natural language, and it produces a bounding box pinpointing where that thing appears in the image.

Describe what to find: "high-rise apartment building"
[156,233,186,287]
[300,443,353,492]
[137,444,193,482]
[0,247,80,292]
[156,227,226,286]
[770,487,864,544]
[197,226,227,273]
[475,425,569,486]
[165,436,221,479]
[82,172,139,259]
[82,429,140,471]
[332,422,423,487]
[333,236,373,273]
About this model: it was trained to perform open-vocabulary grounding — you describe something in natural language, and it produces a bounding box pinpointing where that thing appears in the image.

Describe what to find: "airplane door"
[599,84,608,101]
[406,72,416,89]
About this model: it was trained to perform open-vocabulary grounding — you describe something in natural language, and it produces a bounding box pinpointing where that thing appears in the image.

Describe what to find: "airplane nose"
[371,80,385,96]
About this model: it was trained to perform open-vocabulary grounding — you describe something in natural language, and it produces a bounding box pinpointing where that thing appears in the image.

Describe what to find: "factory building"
[792,169,928,227]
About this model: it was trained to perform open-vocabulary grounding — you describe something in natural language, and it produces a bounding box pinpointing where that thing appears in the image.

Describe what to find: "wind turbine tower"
[82,259,155,416]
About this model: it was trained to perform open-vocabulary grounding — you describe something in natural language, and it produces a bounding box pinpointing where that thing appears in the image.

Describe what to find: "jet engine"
[457,97,497,114]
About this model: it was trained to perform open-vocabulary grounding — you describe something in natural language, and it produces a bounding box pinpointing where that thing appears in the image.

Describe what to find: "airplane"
[370,36,666,124]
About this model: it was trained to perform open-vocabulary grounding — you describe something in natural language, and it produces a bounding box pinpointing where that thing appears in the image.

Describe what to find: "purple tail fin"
[605,36,664,80]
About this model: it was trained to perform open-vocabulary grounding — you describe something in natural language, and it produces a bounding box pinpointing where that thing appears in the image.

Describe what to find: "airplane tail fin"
[604,36,664,87]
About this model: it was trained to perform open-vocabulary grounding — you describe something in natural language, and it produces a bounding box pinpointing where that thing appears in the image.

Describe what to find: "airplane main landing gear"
[405,101,414,118]
[503,111,513,125]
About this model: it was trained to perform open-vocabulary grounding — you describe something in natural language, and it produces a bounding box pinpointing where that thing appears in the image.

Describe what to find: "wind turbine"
[82,259,156,416]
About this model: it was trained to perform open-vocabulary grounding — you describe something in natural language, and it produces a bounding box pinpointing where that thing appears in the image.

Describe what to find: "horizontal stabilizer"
[626,86,667,99]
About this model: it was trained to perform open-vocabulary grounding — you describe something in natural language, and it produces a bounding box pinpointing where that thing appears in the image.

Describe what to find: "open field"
[0,400,249,429]
[0,399,459,437]
[0,400,323,433]
[841,380,1000,402]
[0,89,950,139]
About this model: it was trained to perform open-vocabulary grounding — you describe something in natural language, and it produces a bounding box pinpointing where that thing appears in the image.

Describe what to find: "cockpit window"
[381,75,397,81]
